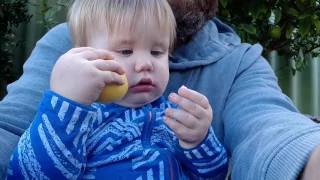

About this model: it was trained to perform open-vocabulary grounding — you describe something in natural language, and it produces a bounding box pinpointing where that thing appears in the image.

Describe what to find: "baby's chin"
[114,101,151,109]
[114,95,160,108]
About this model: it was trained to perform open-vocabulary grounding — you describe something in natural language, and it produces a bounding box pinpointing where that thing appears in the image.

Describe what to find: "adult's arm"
[301,144,320,179]
[0,23,71,179]
[223,44,320,179]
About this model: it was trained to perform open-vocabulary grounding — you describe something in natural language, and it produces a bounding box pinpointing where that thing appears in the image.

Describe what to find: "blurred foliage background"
[0,0,319,116]
[218,0,320,75]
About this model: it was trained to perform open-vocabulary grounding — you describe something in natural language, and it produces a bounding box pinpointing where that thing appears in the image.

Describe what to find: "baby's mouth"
[130,78,154,92]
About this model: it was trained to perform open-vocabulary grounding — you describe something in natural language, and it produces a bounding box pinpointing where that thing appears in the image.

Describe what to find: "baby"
[6,0,228,179]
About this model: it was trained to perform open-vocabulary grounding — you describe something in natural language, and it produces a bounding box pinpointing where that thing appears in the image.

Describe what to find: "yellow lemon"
[97,74,128,103]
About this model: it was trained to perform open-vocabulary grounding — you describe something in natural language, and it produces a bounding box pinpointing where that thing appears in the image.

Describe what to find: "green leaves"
[285,24,294,39]
[314,20,320,33]
[37,0,73,29]
[274,8,282,25]
[220,0,228,8]
[299,18,312,36]
[242,24,257,34]
[1,0,31,83]
[217,0,320,73]
[286,8,299,17]
[291,48,307,75]
[249,2,268,20]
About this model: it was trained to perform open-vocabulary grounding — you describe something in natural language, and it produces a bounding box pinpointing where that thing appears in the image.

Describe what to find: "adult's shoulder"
[37,23,71,52]
[42,23,69,37]
[209,18,264,60]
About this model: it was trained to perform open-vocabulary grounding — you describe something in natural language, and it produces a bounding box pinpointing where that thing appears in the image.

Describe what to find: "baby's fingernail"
[169,93,176,100]
[181,85,187,89]
[179,85,188,94]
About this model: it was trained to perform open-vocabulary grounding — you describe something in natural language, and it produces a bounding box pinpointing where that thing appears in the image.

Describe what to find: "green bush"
[0,0,32,84]
[218,0,320,75]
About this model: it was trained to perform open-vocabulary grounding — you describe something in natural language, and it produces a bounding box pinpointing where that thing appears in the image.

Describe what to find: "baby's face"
[88,19,171,108]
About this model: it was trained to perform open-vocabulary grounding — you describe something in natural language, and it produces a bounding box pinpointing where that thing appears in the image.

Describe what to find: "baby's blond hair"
[68,0,176,52]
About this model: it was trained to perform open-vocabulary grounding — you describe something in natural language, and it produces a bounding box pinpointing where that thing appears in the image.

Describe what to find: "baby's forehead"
[91,20,171,41]
[68,0,176,49]
[86,23,171,50]
[108,30,171,48]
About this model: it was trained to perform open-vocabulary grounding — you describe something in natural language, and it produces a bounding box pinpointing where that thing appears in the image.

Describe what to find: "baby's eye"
[151,51,164,56]
[118,50,133,55]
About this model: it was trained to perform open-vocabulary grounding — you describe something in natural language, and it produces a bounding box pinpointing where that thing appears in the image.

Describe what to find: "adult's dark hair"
[168,0,219,45]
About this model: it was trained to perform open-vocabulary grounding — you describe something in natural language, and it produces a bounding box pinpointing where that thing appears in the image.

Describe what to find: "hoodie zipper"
[168,156,175,180]
[143,109,174,180]
[142,109,154,146]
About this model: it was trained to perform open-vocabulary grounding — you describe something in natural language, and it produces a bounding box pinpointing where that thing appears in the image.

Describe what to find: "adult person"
[1,0,320,179]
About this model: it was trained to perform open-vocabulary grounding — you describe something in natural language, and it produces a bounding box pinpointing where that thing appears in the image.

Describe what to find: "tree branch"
[265,35,301,56]
[306,44,320,54]
[275,59,290,73]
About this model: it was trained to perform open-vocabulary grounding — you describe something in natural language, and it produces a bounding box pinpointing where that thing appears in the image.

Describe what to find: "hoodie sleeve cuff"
[174,127,228,178]
[41,90,94,111]
[38,90,97,131]
[265,127,320,179]
[175,127,226,162]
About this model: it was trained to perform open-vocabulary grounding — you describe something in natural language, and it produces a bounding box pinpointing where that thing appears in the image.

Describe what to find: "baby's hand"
[50,47,125,105]
[164,86,213,149]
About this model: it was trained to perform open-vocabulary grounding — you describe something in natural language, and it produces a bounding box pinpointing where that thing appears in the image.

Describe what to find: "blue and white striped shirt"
[7,90,228,179]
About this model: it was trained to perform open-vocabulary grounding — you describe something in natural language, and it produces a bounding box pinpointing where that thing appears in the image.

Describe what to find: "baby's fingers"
[178,86,210,109]
[91,59,125,75]
[165,108,197,129]
[100,71,125,85]
[69,47,115,61]
[164,116,202,146]
[163,116,192,138]
[169,92,208,119]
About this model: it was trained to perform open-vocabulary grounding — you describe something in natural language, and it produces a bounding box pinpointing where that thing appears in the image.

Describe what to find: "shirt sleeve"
[6,90,97,180]
[174,127,228,180]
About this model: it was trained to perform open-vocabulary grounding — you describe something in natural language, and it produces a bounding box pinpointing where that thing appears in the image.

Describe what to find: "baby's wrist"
[178,137,205,149]
[178,129,210,149]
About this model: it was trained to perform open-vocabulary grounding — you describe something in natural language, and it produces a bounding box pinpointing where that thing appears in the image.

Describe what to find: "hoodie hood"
[169,18,241,70]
